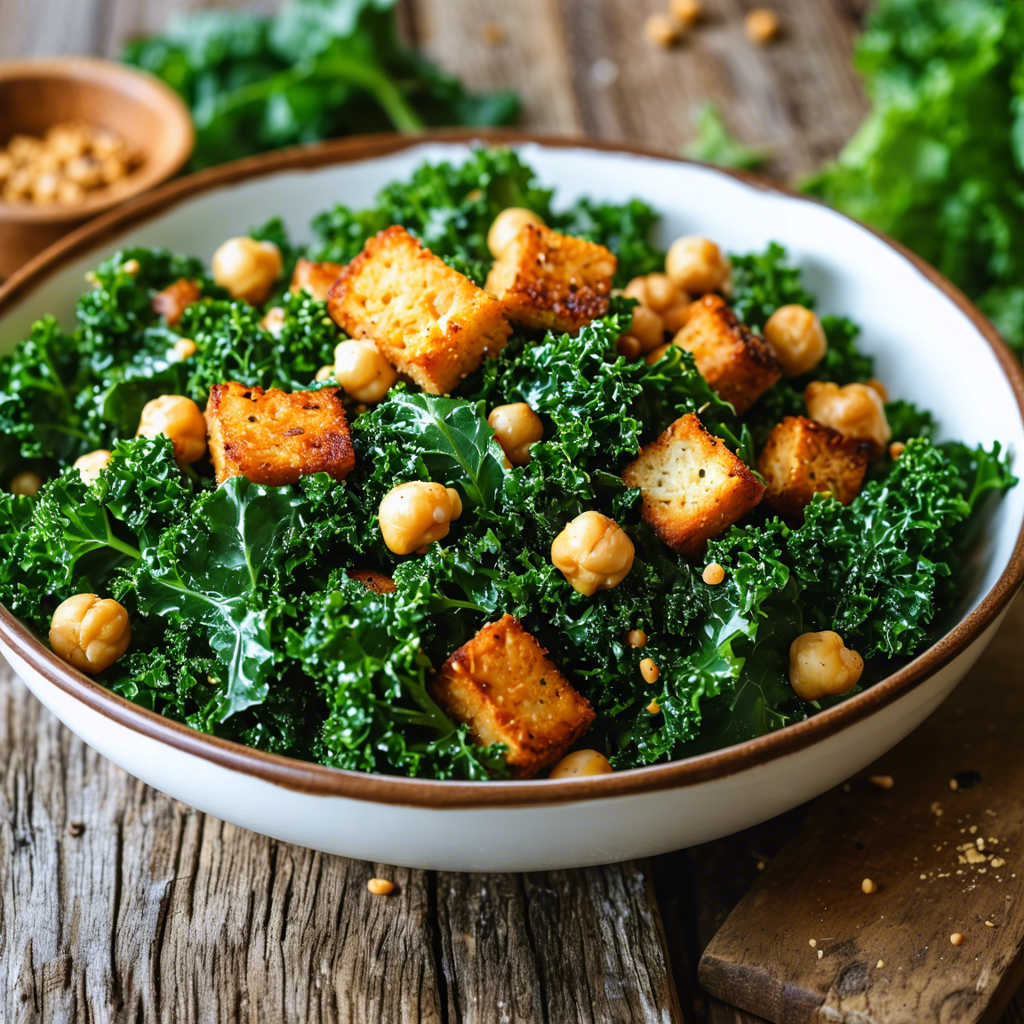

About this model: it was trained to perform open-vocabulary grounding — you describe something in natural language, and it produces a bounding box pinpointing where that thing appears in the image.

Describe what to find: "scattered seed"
[862,878,878,894]
[817,949,824,960]
[809,939,817,948]
[985,921,996,928]
[367,878,395,895]
[870,775,894,790]
[950,933,965,946]
[876,960,884,969]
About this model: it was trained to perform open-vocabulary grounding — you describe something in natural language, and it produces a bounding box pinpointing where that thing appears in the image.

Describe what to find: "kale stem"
[107,535,142,561]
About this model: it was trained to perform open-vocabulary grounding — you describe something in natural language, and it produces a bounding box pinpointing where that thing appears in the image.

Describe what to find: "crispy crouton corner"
[431,614,596,778]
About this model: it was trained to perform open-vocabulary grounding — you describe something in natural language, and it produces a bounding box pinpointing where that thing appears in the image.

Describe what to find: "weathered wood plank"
[0,669,443,1024]
[698,594,1024,1024]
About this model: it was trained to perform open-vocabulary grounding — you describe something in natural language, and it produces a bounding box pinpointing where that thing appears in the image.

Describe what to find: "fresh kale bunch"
[805,0,1024,355]
[123,0,519,172]
[0,149,1013,779]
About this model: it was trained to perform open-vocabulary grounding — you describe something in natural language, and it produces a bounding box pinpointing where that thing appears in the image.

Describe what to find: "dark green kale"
[123,0,519,173]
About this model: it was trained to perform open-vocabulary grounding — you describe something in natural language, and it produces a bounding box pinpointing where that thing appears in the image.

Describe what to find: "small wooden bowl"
[0,57,194,278]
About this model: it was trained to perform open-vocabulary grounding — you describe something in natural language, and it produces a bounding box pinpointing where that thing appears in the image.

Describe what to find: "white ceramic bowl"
[1,134,1022,872]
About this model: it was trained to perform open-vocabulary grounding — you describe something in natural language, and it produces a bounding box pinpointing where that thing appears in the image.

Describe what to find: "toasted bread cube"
[327,226,511,395]
[152,278,201,326]
[346,568,397,595]
[671,295,781,414]
[431,614,595,778]
[290,258,344,302]
[484,223,617,334]
[207,381,355,486]
[757,416,869,518]
[622,413,765,557]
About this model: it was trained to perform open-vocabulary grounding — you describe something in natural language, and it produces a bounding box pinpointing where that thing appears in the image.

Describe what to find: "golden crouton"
[346,568,397,595]
[290,258,344,302]
[484,223,617,334]
[670,295,781,414]
[327,226,511,395]
[152,278,201,326]
[757,416,869,517]
[621,413,765,557]
[207,381,355,486]
[431,614,595,778]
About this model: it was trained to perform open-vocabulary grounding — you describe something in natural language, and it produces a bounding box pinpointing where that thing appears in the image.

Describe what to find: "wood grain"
[698,594,1024,1024]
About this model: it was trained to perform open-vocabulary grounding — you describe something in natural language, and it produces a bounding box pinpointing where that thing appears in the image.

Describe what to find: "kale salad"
[0,148,1013,781]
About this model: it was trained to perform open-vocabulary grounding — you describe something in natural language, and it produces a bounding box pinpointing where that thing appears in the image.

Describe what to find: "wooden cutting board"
[699,595,1024,1024]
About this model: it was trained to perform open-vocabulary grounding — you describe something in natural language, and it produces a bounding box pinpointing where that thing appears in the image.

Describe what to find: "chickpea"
[644,12,681,47]
[549,749,613,779]
[669,0,702,26]
[626,629,647,648]
[616,335,643,360]
[137,395,207,465]
[629,305,666,354]
[640,657,660,684]
[745,7,781,45]
[315,365,335,383]
[9,471,44,496]
[764,304,827,377]
[333,339,398,404]
[805,381,892,453]
[702,562,725,585]
[73,450,112,486]
[378,481,463,555]
[889,441,906,460]
[212,237,283,304]
[665,236,731,295]
[172,338,197,360]
[662,301,692,335]
[260,306,286,338]
[49,594,131,674]
[488,402,544,466]
[487,207,545,259]
[789,630,864,701]
[121,258,140,275]
[367,878,395,896]
[623,273,681,313]
[551,511,634,596]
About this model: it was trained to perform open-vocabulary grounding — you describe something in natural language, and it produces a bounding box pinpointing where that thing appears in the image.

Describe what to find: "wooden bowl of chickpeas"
[0,57,194,278]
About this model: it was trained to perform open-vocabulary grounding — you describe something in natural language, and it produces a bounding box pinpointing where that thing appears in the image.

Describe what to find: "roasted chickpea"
[629,305,666,354]
[616,335,643,360]
[665,236,731,295]
[702,562,725,585]
[9,471,44,496]
[315,365,335,383]
[172,338,197,360]
[378,481,463,555]
[260,306,286,338]
[487,207,545,259]
[49,594,131,674]
[549,749,613,779]
[551,511,635,596]
[789,630,863,701]
[73,450,112,486]
[644,12,681,46]
[488,402,544,466]
[137,395,207,465]
[624,273,681,313]
[212,237,283,304]
[662,301,692,335]
[333,339,398,404]
[670,0,702,26]
[626,629,647,648]
[764,304,827,377]
[745,7,781,44]
[805,381,891,453]
[640,657,660,684]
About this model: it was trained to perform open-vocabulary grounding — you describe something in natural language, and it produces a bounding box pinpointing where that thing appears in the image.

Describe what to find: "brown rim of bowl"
[0,129,1022,810]
[0,56,195,224]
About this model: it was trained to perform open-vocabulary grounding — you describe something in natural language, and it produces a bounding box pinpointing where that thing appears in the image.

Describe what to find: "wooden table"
[1,1,1022,1021]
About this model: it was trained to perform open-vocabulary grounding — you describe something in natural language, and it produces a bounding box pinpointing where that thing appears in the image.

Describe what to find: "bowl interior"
[0,59,194,222]
[0,138,1021,722]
